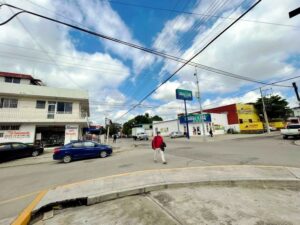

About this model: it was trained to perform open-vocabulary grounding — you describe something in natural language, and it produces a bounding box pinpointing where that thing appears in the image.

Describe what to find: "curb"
[10,165,300,224]
[11,190,48,225]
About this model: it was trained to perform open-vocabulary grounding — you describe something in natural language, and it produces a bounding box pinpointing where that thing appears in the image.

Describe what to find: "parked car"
[53,141,113,163]
[264,126,277,132]
[0,142,44,163]
[170,131,185,138]
[135,133,149,141]
[280,124,300,139]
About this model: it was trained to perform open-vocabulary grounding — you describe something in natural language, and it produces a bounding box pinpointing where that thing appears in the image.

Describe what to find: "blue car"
[53,141,113,163]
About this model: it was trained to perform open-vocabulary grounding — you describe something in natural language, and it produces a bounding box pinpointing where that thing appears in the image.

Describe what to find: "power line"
[115,0,262,121]
[202,75,300,110]
[0,52,129,74]
[0,3,290,89]
[0,42,133,68]
[100,0,300,29]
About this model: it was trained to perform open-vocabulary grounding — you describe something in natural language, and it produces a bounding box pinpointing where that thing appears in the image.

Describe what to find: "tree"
[254,95,292,120]
[122,114,163,135]
[108,123,121,136]
[151,115,163,122]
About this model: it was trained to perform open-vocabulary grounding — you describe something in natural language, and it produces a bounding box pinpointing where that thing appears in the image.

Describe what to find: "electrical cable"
[115,0,263,121]
[0,3,290,89]
[99,0,300,29]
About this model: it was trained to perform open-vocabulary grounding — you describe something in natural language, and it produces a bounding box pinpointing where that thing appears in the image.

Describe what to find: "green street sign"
[176,89,193,101]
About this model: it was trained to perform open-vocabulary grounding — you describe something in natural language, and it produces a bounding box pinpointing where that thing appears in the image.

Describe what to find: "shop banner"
[65,125,79,144]
[179,114,211,124]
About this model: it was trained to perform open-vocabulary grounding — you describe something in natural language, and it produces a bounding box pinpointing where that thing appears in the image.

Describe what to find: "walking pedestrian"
[209,128,213,137]
[113,134,117,143]
[151,132,167,164]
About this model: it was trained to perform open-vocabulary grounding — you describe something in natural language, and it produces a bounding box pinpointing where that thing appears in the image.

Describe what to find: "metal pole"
[260,88,270,134]
[184,100,190,139]
[194,68,206,141]
[106,126,110,144]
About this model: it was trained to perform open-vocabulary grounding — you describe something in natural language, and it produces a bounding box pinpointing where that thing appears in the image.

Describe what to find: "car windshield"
[287,125,300,129]
[1,1,300,224]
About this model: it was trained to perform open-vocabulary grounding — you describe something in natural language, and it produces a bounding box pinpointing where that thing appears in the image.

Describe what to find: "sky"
[0,0,300,124]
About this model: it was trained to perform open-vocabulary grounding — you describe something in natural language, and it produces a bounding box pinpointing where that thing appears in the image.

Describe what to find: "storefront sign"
[3,131,31,139]
[179,114,211,124]
[176,89,193,101]
[65,124,79,144]
[240,122,263,131]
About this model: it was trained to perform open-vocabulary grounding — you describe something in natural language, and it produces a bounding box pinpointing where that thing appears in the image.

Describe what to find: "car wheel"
[32,150,39,157]
[283,135,288,139]
[63,155,72,163]
[100,151,108,158]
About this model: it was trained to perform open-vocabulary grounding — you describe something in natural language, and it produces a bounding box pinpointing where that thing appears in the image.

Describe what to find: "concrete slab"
[150,186,300,225]
[37,196,179,225]
[33,165,300,214]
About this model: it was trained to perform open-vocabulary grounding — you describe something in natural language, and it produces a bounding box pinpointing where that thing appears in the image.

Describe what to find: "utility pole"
[260,88,270,134]
[194,68,206,140]
[184,100,190,139]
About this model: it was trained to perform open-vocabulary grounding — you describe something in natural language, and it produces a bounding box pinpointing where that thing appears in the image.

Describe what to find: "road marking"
[0,191,40,205]
[11,190,47,225]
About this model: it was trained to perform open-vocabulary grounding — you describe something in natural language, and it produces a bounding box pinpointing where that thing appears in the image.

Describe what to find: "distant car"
[0,142,44,163]
[136,133,149,140]
[170,131,185,138]
[281,124,300,139]
[53,141,113,163]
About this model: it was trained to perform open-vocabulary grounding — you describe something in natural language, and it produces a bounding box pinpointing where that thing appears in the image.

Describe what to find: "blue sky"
[1,0,300,123]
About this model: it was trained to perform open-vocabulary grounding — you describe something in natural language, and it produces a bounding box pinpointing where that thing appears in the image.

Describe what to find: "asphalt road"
[1,133,300,222]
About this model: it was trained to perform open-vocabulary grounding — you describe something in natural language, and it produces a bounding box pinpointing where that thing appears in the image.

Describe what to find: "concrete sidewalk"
[32,165,300,216]
[170,132,281,143]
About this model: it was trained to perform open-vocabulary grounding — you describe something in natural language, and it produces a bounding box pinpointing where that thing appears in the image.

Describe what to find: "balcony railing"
[0,108,88,123]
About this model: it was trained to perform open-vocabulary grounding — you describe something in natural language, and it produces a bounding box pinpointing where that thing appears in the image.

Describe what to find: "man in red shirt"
[152,131,167,164]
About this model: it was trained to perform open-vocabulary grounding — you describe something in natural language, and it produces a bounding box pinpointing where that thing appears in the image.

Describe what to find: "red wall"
[203,104,238,125]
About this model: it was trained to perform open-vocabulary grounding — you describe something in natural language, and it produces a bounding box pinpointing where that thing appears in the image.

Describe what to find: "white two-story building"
[0,71,89,145]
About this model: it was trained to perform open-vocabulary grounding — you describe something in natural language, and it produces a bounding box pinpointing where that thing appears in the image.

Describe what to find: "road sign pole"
[184,100,190,139]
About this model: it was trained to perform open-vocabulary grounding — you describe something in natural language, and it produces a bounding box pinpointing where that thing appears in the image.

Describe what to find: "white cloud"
[75,0,155,74]
[153,0,300,96]
[0,0,131,124]
[152,80,198,101]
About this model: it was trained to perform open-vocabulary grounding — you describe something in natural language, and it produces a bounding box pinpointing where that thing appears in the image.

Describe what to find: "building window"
[239,119,243,124]
[57,102,72,114]
[0,98,18,108]
[5,77,21,84]
[0,125,20,130]
[249,119,253,123]
[36,100,46,109]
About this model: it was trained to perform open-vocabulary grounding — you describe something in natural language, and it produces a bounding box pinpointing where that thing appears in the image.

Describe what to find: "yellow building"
[236,103,264,133]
